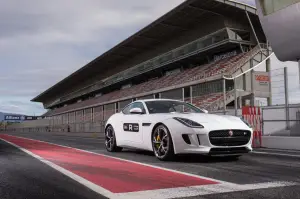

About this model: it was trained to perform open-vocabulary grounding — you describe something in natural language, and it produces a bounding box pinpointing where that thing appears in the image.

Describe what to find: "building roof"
[32,0,257,102]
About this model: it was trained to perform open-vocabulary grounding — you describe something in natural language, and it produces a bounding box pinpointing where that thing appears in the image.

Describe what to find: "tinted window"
[145,100,203,114]
[122,104,132,115]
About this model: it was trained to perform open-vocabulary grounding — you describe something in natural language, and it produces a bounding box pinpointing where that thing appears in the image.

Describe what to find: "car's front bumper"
[163,118,253,156]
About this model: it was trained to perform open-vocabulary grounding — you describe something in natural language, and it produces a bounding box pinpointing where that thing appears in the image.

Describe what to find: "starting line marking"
[0,134,297,199]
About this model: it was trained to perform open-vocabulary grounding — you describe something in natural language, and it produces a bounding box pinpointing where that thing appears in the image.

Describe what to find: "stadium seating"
[48,52,247,116]
[190,92,223,109]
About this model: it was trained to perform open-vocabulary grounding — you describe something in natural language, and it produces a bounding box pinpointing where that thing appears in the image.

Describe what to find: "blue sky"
[0,0,299,115]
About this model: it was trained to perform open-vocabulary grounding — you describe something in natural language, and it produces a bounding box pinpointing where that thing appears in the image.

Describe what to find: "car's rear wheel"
[105,125,122,152]
[152,124,174,161]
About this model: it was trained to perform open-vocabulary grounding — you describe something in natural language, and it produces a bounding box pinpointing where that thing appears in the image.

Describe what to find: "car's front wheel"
[152,124,174,161]
[105,125,123,152]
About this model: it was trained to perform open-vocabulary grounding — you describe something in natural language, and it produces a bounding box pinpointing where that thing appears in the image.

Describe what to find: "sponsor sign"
[4,115,23,121]
[4,115,45,121]
[253,71,271,97]
[123,123,139,132]
[213,50,237,62]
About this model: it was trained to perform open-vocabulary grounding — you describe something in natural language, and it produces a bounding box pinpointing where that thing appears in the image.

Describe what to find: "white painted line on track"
[256,148,300,153]
[252,151,300,158]
[112,181,297,199]
[0,138,114,199]
[1,134,298,199]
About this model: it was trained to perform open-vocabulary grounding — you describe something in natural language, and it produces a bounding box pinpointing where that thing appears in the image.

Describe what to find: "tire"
[105,125,123,152]
[152,124,174,161]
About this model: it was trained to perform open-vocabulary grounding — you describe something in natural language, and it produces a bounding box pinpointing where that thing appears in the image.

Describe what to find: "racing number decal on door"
[123,123,139,132]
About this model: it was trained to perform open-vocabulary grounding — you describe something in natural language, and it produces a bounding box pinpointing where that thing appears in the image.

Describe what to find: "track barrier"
[242,106,262,148]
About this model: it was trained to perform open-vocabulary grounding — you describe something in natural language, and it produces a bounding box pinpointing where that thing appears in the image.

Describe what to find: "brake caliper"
[156,134,161,148]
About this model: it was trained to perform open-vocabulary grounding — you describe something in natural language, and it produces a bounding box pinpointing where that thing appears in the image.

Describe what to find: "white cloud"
[0,0,184,115]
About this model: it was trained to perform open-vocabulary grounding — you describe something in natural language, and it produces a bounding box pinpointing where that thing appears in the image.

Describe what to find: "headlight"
[240,117,252,128]
[173,117,204,128]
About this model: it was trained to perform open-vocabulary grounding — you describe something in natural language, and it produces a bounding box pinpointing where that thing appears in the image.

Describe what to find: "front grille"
[209,130,251,146]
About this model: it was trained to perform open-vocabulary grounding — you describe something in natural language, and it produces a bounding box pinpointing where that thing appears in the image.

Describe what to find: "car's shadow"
[120,149,241,163]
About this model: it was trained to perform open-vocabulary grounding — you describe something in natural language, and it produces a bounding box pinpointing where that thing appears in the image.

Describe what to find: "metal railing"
[262,105,300,137]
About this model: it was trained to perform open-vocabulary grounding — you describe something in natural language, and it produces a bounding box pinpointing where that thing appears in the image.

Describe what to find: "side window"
[122,104,132,115]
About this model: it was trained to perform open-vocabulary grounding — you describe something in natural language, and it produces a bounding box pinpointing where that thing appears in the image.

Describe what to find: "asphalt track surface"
[1,131,300,199]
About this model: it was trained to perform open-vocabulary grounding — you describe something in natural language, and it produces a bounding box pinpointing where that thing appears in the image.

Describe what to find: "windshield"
[145,100,204,114]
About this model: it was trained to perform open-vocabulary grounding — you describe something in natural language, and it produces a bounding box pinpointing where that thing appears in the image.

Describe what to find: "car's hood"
[157,112,251,130]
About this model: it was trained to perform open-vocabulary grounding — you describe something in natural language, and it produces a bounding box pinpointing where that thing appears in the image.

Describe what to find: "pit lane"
[1,131,299,199]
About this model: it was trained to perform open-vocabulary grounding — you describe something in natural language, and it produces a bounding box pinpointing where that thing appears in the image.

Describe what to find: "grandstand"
[31,0,272,128]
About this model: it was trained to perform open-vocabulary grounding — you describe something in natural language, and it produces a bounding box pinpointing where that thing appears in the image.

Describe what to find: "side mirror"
[129,107,144,114]
[202,109,208,114]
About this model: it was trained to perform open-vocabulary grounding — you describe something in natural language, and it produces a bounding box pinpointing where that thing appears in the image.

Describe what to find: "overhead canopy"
[32,0,257,102]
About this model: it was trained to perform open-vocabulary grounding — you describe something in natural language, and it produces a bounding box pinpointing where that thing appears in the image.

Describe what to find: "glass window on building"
[160,88,182,100]
[138,94,154,100]
[103,103,115,121]
[119,99,132,110]
[184,86,191,102]
[94,106,103,121]
[84,108,92,122]
[259,0,300,15]
[76,110,84,123]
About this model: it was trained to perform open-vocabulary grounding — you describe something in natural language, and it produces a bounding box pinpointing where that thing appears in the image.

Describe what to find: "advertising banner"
[252,71,271,97]
[213,50,237,62]
[4,115,45,121]
[4,115,25,121]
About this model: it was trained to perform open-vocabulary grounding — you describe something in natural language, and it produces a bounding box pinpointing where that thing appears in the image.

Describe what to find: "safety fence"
[261,104,300,137]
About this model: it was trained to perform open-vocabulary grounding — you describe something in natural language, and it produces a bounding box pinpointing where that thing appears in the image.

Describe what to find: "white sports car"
[105,99,253,161]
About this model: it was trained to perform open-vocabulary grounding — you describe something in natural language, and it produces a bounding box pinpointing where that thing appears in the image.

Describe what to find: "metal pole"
[245,11,262,52]
[266,57,272,105]
[284,67,290,130]
[234,78,238,116]
[250,59,255,106]
[298,59,300,84]
[223,78,226,115]
[190,86,193,104]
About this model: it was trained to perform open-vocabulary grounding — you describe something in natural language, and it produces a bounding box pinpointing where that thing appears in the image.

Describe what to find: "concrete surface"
[262,136,300,150]
[1,131,300,199]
